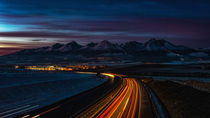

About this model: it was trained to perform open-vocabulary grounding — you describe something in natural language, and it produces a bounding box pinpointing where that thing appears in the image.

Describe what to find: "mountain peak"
[123,41,144,53]
[63,41,82,51]
[66,41,80,46]
[5,39,195,58]
[93,40,122,51]
[100,40,112,44]
[52,43,64,49]
[144,39,180,51]
[67,40,77,44]
[87,42,97,47]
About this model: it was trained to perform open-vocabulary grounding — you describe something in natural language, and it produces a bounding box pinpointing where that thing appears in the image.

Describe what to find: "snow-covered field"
[0,71,105,118]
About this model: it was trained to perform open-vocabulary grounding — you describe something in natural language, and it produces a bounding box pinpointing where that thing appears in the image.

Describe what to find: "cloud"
[31,39,47,42]
[0,31,93,39]
[0,0,210,50]
[1,18,209,39]
[1,0,210,19]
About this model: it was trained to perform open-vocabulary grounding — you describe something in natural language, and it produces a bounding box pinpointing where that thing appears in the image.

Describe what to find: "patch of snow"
[167,52,179,57]
[189,52,208,57]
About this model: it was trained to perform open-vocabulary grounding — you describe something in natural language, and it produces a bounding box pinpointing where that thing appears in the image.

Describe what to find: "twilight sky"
[0,0,210,55]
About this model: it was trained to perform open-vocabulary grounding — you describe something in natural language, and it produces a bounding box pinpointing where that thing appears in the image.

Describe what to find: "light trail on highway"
[18,73,155,118]
[76,77,143,118]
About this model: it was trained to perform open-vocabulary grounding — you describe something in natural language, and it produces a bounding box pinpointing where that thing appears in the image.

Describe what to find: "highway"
[76,76,154,118]
[18,73,155,118]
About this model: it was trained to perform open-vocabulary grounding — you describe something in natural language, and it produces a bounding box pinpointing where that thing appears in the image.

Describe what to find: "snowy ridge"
[12,39,194,55]
[3,39,210,64]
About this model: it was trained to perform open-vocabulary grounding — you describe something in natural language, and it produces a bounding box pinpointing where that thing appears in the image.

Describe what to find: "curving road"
[18,73,155,118]
[76,77,154,118]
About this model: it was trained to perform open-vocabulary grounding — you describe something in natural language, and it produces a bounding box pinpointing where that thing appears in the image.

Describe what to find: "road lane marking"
[31,114,40,118]
[132,79,139,118]
[110,80,132,117]
[0,105,31,115]
[1,105,39,118]
[21,114,30,118]
[76,79,127,118]
[99,80,129,118]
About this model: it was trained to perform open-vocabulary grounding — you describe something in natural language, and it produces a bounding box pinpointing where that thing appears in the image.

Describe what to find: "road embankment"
[143,83,170,118]
[147,80,210,118]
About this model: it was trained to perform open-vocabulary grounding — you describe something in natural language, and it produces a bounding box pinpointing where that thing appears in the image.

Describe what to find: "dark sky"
[0,0,210,55]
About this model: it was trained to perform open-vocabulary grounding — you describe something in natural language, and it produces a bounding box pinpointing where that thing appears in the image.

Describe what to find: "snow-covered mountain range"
[1,39,210,64]
[12,39,197,54]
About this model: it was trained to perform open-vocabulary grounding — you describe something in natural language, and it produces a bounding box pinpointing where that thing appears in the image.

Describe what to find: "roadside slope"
[148,80,210,118]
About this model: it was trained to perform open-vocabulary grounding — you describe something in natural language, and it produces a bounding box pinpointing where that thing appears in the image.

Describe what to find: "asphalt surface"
[76,77,155,118]
[18,74,156,118]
